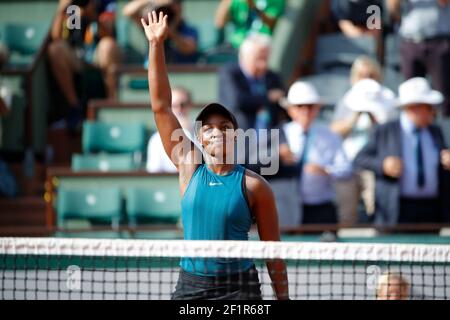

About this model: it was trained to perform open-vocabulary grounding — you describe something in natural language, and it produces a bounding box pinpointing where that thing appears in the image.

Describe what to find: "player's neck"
[206,163,236,176]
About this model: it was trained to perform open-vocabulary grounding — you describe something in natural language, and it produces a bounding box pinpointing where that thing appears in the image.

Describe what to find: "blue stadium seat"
[315,33,377,73]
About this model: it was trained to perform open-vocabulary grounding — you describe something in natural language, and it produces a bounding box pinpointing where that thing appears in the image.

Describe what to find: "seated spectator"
[215,0,285,48]
[331,0,383,37]
[48,0,120,130]
[355,77,450,225]
[376,272,410,300]
[279,81,352,225]
[146,87,193,173]
[218,33,285,132]
[387,0,450,116]
[124,0,198,64]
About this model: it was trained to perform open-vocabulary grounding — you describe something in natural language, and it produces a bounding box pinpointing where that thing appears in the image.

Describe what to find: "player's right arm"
[141,12,199,192]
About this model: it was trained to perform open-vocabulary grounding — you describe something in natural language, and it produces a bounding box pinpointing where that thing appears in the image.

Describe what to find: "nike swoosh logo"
[209,182,223,186]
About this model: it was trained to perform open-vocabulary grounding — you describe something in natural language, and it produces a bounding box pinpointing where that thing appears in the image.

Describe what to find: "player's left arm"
[245,170,289,300]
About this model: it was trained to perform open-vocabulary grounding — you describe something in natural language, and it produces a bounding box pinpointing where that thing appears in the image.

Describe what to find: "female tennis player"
[141,11,289,300]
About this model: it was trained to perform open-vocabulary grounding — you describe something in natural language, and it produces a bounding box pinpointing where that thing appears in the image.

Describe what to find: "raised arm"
[215,0,232,29]
[124,0,150,25]
[246,171,289,300]
[141,12,198,184]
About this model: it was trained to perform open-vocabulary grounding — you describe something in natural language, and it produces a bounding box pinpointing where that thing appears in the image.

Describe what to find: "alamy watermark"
[366,5,382,30]
[366,265,382,290]
[66,5,82,30]
[169,123,280,176]
[66,265,81,291]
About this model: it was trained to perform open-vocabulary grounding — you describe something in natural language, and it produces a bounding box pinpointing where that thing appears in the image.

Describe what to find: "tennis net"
[1,237,449,300]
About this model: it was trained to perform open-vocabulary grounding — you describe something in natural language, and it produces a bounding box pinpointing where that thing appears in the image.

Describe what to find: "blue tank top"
[180,164,254,276]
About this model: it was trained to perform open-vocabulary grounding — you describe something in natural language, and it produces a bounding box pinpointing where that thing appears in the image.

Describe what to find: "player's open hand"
[141,11,169,44]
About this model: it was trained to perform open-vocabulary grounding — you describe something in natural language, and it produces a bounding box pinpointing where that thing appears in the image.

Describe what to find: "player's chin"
[207,146,230,159]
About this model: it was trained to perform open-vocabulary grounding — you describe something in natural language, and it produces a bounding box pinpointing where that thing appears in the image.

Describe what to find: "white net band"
[1,238,450,263]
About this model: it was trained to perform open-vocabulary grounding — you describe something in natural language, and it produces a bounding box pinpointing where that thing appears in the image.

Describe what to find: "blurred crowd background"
[1,0,450,236]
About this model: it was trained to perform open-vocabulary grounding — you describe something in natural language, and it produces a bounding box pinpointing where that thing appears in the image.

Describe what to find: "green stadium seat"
[0,22,49,55]
[57,187,122,228]
[72,153,137,172]
[82,121,147,153]
[126,186,181,227]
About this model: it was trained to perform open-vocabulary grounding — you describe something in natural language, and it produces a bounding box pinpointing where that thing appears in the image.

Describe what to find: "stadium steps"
[0,196,46,226]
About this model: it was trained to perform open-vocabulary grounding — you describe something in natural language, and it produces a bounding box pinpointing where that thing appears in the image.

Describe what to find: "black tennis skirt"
[171,265,263,300]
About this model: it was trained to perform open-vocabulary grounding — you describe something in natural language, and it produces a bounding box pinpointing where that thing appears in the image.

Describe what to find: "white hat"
[280,81,322,108]
[343,79,397,113]
[398,77,444,107]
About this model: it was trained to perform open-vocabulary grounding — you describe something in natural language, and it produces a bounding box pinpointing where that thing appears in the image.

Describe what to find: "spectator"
[124,0,198,64]
[331,0,383,37]
[387,0,450,116]
[218,33,285,132]
[215,0,285,49]
[376,272,410,300]
[146,87,193,173]
[48,0,120,130]
[331,56,397,224]
[279,81,352,225]
[332,56,384,136]
[355,77,450,225]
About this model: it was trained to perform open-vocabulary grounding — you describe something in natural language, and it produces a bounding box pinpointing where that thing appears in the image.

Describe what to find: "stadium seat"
[72,153,137,172]
[82,121,147,153]
[2,23,48,55]
[56,187,123,228]
[315,33,377,73]
[126,186,182,227]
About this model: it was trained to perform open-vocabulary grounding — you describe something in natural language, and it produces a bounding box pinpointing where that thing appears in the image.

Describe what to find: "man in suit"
[355,77,450,225]
[218,33,286,132]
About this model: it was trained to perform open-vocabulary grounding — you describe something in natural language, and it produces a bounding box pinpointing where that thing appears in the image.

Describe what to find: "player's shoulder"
[243,167,273,197]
